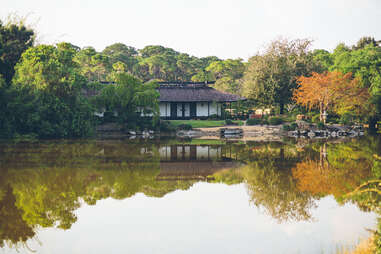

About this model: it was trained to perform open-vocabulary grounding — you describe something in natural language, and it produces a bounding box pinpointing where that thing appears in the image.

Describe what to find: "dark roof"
[158,83,245,102]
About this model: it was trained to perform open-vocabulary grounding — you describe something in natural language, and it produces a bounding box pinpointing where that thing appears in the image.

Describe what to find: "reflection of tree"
[0,141,200,248]
[213,143,318,222]
[0,185,35,248]
[0,137,380,249]
[242,161,316,222]
[292,140,374,200]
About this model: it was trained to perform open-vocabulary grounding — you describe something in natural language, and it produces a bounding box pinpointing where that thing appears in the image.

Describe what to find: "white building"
[157,82,244,119]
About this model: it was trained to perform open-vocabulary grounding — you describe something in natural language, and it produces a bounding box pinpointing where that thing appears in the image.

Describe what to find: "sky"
[2,0,381,59]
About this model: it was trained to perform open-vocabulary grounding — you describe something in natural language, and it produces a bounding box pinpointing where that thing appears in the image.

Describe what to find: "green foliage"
[102,43,138,75]
[225,119,234,125]
[246,118,262,125]
[74,46,111,82]
[206,59,245,93]
[311,49,333,72]
[268,117,283,125]
[177,124,193,130]
[95,73,159,129]
[339,112,354,125]
[242,38,320,113]
[311,114,320,123]
[0,20,35,84]
[316,121,325,130]
[283,122,297,131]
[10,43,95,138]
[159,120,176,132]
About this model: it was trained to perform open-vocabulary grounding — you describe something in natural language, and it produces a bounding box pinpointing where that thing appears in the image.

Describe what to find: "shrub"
[247,118,262,125]
[290,122,298,130]
[317,121,325,130]
[208,114,218,120]
[339,113,354,125]
[282,122,298,131]
[282,125,291,131]
[225,119,234,125]
[268,117,283,125]
[159,121,176,132]
[177,124,193,130]
[311,114,320,123]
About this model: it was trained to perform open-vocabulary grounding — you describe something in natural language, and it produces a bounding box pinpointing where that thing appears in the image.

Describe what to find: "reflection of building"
[157,145,239,181]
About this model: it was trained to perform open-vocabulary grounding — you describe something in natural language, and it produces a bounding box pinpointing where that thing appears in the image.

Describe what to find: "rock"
[307,131,316,138]
[129,131,136,135]
[349,130,358,137]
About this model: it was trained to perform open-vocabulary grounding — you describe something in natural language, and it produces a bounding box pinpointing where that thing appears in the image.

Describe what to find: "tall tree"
[102,43,138,75]
[95,73,159,128]
[206,59,245,94]
[11,43,95,137]
[242,38,318,113]
[0,19,34,84]
[330,41,381,126]
[294,71,370,122]
[352,36,381,50]
[74,47,111,82]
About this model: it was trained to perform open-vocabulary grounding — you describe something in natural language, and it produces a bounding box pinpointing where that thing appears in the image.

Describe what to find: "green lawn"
[168,120,243,128]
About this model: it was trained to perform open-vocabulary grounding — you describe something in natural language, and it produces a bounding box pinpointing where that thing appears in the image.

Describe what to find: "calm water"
[0,136,380,254]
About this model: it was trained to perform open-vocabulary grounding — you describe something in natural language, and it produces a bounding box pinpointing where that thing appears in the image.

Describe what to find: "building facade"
[157,82,244,119]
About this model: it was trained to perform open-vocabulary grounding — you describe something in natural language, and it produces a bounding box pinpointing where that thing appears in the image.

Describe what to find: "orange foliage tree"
[293,71,370,122]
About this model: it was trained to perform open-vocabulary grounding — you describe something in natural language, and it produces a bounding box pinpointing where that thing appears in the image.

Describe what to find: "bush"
[282,122,298,131]
[208,114,218,120]
[268,117,283,125]
[317,121,325,130]
[311,114,320,123]
[177,123,193,130]
[159,121,176,132]
[225,119,234,125]
[282,124,291,131]
[247,118,262,125]
[339,113,354,125]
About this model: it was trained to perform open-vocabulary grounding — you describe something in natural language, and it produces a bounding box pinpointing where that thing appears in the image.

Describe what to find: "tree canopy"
[242,38,318,113]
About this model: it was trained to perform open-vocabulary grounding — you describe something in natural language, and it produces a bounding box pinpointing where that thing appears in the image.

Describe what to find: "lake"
[0,136,380,254]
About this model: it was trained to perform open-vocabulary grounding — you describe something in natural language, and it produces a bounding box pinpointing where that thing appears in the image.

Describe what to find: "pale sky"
[2,0,381,59]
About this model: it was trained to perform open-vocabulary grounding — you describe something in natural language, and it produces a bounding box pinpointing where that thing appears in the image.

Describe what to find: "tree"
[206,59,245,94]
[242,38,318,113]
[330,41,381,127]
[11,43,95,137]
[74,47,111,82]
[102,43,138,75]
[311,49,333,72]
[294,71,370,122]
[95,73,159,128]
[353,36,381,50]
[0,19,34,84]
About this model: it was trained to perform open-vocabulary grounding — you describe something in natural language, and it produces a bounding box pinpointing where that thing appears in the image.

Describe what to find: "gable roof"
[158,82,245,102]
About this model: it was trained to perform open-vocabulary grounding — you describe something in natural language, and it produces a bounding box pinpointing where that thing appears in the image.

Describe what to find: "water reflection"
[0,136,380,252]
